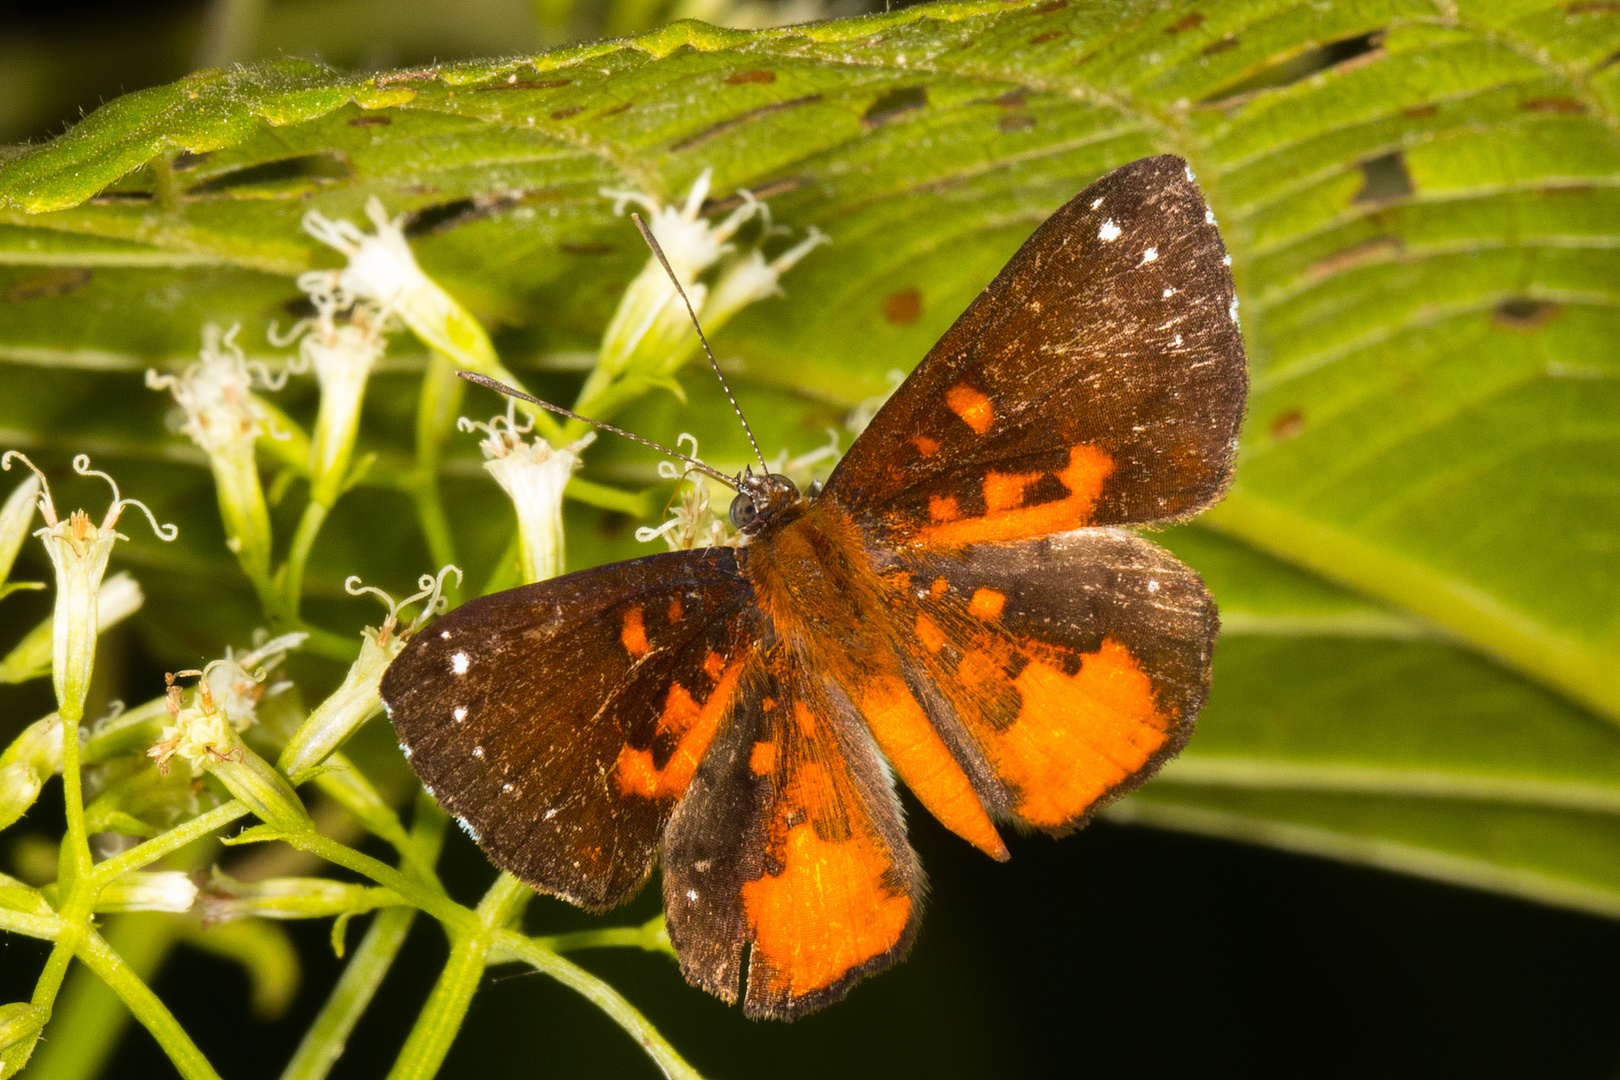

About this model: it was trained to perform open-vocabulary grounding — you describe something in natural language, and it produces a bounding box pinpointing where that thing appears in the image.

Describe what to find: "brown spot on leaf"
[1202,36,1239,55]
[550,105,586,119]
[1402,103,1440,119]
[1029,30,1063,43]
[992,90,1026,107]
[999,114,1036,132]
[349,115,392,127]
[561,242,614,256]
[1166,12,1204,33]
[673,93,824,150]
[727,70,777,84]
[883,289,923,325]
[1269,409,1305,441]
[1519,97,1585,113]
[599,101,634,117]
[1567,1,1620,12]
[5,268,92,302]
[1493,298,1563,329]
[1033,0,1067,11]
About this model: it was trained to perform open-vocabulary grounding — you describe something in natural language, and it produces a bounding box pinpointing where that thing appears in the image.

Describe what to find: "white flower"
[0,473,41,588]
[461,408,593,584]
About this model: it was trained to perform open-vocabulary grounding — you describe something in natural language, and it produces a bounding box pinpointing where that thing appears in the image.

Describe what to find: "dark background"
[5,1,1620,1077]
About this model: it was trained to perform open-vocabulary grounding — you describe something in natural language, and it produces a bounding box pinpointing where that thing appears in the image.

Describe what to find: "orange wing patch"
[944,384,994,434]
[614,661,745,799]
[916,444,1115,546]
[620,606,650,657]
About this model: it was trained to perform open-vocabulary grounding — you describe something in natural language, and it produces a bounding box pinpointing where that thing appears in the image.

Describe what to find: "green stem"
[28,914,182,1080]
[383,874,529,1080]
[267,829,464,928]
[93,802,249,884]
[57,705,92,893]
[73,928,222,1080]
[489,927,705,1080]
[282,499,330,618]
[280,906,417,1080]
[2,887,96,1078]
[532,915,672,956]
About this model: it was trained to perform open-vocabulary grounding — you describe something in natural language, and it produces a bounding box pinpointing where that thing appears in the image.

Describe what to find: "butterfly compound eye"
[729,493,758,528]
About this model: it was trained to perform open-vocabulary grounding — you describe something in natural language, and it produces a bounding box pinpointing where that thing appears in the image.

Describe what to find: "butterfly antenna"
[457,371,738,489]
[630,211,770,475]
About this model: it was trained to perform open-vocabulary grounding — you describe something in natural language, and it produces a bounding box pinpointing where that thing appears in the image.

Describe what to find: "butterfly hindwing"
[824,154,1246,542]
[663,643,923,1020]
[880,528,1216,832]
[379,548,755,910]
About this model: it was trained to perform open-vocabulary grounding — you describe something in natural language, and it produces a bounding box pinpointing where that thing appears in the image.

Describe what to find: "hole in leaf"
[1269,409,1305,441]
[185,153,352,195]
[1493,298,1563,330]
[884,289,922,325]
[171,151,213,171]
[726,70,777,84]
[1353,151,1413,203]
[862,86,928,126]
[1199,30,1384,105]
[349,115,392,127]
[405,190,556,236]
[4,268,92,302]
[1166,12,1204,34]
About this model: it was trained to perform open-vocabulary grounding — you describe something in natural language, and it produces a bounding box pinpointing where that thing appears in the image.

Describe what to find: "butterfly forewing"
[380,548,755,910]
[824,154,1246,543]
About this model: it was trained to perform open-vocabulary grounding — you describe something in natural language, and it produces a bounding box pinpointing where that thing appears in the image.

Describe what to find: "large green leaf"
[1,0,1616,915]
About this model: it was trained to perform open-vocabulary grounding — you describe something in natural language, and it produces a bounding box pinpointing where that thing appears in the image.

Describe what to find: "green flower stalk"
[460,408,592,585]
[146,325,283,609]
[199,870,400,923]
[95,871,198,914]
[278,566,459,782]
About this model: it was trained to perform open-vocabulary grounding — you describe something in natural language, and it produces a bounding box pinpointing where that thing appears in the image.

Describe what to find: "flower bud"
[0,573,144,686]
[199,870,399,923]
[146,325,280,582]
[0,1003,47,1052]
[96,870,198,913]
[279,566,455,781]
[0,474,40,589]
[0,714,63,831]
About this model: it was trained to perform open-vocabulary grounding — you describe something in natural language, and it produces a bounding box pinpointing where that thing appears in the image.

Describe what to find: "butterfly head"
[730,470,802,534]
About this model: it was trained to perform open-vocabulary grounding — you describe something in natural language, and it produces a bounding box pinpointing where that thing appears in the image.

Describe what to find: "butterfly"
[379,154,1247,1020]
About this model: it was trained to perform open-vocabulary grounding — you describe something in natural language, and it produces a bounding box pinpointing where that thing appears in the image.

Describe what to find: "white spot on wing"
[451,652,469,675]
[686,889,699,901]
[1091,197,1104,209]
[472,745,485,759]
[544,807,558,820]
[1205,209,1217,225]
[1163,287,1175,298]
[457,816,480,842]
[1223,253,1232,266]
[1185,164,1196,181]
[453,706,468,722]
[1229,295,1241,325]
[440,630,451,640]
[1173,333,1184,346]
[1141,247,1158,263]
[1148,579,1160,593]
[1098,219,1121,242]
[398,742,411,760]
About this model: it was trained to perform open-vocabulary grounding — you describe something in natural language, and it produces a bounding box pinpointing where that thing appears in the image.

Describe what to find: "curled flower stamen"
[2,451,58,526]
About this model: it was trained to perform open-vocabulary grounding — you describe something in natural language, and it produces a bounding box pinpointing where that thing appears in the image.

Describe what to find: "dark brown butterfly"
[380,154,1247,1019]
